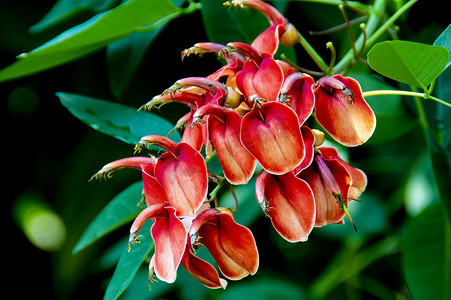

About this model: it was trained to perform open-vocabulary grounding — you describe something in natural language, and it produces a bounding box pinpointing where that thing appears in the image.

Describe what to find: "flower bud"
[280,23,300,47]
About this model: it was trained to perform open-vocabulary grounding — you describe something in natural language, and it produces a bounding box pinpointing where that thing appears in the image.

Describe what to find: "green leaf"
[403,205,451,300]
[104,220,153,300]
[106,0,186,99]
[425,67,451,224]
[367,40,449,90]
[0,0,179,82]
[29,0,116,33]
[73,181,143,254]
[58,92,180,145]
[434,24,451,69]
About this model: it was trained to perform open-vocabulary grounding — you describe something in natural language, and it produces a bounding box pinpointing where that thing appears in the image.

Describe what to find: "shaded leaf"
[29,0,116,33]
[403,205,451,300]
[0,0,179,82]
[367,40,449,90]
[58,92,180,145]
[72,181,143,254]
[106,0,186,99]
[434,24,451,69]
[104,220,154,300]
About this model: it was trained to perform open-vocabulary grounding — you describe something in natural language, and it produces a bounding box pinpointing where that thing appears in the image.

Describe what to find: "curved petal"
[155,142,208,217]
[314,74,376,146]
[141,164,168,206]
[251,19,285,55]
[280,72,315,125]
[151,207,187,283]
[298,154,351,226]
[293,125,315,175]
[181,242,227,289]
[236,53,284,102]
[255,170,315,242]
[181,110,204,151]
[89,156,155,181]
[241,101,304,175]
[193,209,259,280]
[319,147,367,200]
[196,104,257,184]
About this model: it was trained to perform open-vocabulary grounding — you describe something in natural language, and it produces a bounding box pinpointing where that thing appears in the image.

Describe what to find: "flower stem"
[295,29,329,72]
[362,90,451,109]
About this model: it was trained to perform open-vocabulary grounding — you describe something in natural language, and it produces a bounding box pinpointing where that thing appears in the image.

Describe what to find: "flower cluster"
[91,0,375,290]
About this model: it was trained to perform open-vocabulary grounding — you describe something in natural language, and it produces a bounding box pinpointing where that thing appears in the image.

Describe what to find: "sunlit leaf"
[104,220,153,300]
[58,92,180,145]
[0,0,179,82]
[72,181,143,254]
[367,40,449,90]
[403,204,451,300]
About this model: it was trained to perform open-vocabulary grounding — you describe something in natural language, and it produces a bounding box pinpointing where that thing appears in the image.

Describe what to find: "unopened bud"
[311,129,325,147]
[280,23,300,47]
[216,207,234,216]
[224,87,242,108]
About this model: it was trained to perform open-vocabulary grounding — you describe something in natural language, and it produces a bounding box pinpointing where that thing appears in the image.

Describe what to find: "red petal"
[255,170,315,242]
[197,211,259,280]
[196,104,257,184]
[241,101,304,175]
[293,126,315,175]
[251,19,285,55]
[181,242,227,289]
[151,207,187,283]
[280,72,315,125]
[155,142,208,217]
[181,110,204,151]
[314,74,376,146]
[319,147,367,199]
[298,154,351,226]
[236,53,284,102]
[141,164,168,206]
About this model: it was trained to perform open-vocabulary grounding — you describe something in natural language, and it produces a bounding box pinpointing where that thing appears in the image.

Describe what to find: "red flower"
[129,204,187,283]
[193,104,257,185]
[189,208,259,280]
[134,135,208,217]
[255,170,316,242]
[314,74,376,146]
[240,101,305,175]
[297,146,366,228]
[279,72,315,126]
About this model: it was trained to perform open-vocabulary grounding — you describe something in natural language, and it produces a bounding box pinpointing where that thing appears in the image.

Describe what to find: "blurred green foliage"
[2,0,450,299]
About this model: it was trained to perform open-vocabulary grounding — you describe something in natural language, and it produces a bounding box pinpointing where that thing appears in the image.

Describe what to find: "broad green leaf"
[0,0,179,82]
[72,181,143,254]
[434,24,451,69]
[106,0,186,99]
[367,40,449,90]
[104,220,153,300]
[58,92,180,145]
[403,205,451,300]
[29,0,116,33]
[425,67,451,224]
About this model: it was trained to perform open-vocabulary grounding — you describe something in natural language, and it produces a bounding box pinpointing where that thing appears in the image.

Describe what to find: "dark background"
[1,0,447,299]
